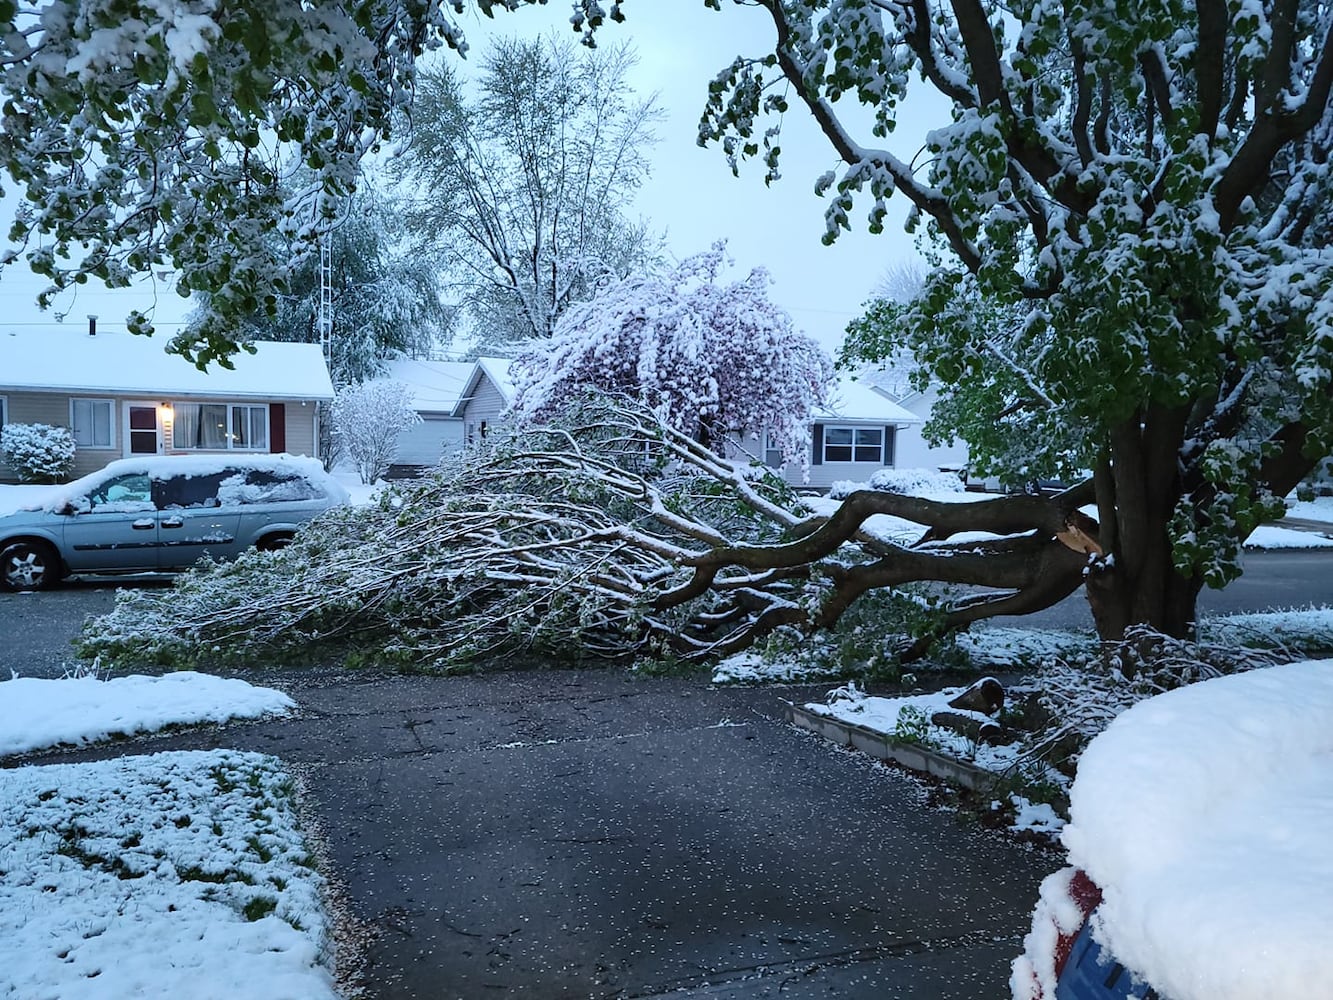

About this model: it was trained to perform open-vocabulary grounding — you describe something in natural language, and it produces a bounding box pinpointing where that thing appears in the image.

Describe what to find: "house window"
[71,398,115,449]
[763,432,785,468]
[823,426,884,464]
[172,403,268,451]
[0,396,7,429]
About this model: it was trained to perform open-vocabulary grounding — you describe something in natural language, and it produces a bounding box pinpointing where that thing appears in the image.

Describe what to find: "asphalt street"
[5,589,1054,999]
[4,548,1332,997]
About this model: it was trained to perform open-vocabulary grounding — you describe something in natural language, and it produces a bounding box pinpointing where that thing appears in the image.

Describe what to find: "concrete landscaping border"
[787,703,996,791]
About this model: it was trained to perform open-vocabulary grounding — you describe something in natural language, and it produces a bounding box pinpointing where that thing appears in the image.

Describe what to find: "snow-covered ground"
[0,749,337,999]
[804,487,1333,549]
[0,672,295,758]
[1016,660,1333,1000]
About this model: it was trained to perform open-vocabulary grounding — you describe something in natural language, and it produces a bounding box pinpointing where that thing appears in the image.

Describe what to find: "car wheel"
[255,533,294,552]
[0,541,60,591]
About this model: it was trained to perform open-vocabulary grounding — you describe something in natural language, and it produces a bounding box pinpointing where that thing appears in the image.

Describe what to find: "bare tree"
[395,34,662,349]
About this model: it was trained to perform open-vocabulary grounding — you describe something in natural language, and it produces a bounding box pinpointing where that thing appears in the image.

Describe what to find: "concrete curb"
[787,703,996,792]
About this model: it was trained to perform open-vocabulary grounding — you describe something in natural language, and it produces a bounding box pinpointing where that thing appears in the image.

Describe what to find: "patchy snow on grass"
[710,650,845,685]
[1006,794,1065,835]
[1054,660,1333,1000]
[0,672,294,758]
[956,627,1093,667]
[805,681,1024,771]
[1200,605,1333,652]
[0,749,337,999]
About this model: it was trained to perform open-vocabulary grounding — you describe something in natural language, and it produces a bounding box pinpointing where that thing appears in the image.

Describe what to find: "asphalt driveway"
[4,588,1054,998]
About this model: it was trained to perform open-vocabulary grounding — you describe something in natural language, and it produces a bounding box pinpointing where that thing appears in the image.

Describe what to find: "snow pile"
[0,672,295,757]
[1058,660,1333,1000]
[710,650,845,684]
[0,750,336,999]
[829,467,966,499]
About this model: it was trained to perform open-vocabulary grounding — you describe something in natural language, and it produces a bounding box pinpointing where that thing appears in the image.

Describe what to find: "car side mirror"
[61,498,92,516]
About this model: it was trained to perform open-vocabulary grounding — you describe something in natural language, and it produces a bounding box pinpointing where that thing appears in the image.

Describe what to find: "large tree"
[394,33,661,348]
[509,245,834,459]
[697,0,1333,640]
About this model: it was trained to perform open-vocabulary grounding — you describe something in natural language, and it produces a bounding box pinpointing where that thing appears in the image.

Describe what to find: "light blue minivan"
[0,454,347,590]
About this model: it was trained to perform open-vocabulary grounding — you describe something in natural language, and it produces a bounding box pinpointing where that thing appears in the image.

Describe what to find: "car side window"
[85,473,154,512]
[156,473,227,510]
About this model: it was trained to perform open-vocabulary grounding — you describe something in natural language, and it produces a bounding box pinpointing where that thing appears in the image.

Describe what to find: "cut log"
[947,677,1005,715]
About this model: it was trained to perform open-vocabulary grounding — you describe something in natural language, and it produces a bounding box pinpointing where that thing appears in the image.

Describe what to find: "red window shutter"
[270,403,286,453]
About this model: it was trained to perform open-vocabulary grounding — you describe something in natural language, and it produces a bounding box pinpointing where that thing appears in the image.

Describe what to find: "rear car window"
[216,470,326,505]
[156,473,229,509]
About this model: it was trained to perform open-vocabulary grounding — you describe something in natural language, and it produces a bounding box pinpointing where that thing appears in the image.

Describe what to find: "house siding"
[893,386,970,472]
[459,375,509,443]
[733,422,902,491]
[395,414,465,466]
[0,392,322,483]
[282,401,317,458]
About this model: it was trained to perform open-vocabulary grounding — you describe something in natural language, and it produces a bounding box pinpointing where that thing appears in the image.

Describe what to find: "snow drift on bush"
[829,467,966,500]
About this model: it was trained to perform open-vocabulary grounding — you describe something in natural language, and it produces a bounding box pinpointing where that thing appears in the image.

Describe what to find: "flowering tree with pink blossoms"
[509,245,834,465]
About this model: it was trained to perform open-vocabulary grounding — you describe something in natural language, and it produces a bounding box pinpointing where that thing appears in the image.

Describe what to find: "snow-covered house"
[736,377,924,491]
[0,326,333,482]
[382,356,473,469]
[376,356,516,476]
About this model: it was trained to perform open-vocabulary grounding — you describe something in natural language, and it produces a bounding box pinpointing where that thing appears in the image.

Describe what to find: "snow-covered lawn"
[1015,660,1333,1000]
[1286,495,1333,522]
[0,750,337,999]
[0,672,295,758]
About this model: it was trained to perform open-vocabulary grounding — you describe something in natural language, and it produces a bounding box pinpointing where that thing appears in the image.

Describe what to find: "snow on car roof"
[31,454,348,511]
[1060,659,1333,1000]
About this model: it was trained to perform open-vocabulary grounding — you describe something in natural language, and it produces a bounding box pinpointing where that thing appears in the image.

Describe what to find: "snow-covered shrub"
[830,468,968,499]
[330,379,420,484]
[0,423,76,483]
[868,467,966,496]
[509,243,835,464]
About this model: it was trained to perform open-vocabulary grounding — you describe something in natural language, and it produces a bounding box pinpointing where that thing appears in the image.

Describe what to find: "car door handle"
[132,519,155,530]
[160,517,184,529]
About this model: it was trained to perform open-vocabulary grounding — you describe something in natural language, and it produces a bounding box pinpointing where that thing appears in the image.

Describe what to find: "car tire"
[255,533,294,552]
[0,541,60,591]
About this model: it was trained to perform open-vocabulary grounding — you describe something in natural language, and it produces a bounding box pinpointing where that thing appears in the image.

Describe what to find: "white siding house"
[454,358,515,444]
[736,377,924,491]
[890,383,970,472]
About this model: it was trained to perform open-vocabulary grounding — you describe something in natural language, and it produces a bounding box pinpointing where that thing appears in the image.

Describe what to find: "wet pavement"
[6,655,1054,998]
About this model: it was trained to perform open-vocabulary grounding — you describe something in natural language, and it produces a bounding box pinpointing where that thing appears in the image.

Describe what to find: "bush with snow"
[509,243,834,464]
[0,423,76,483]
[330,379,421,484]
[829,467,966,500]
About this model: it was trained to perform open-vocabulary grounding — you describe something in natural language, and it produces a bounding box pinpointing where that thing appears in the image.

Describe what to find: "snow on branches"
[330,379,420,484]
[509,244,835,465]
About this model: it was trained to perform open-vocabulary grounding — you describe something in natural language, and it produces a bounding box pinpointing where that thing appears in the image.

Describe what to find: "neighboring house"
[887,382,971,473]
[736,376,924,491]
[376,355,515,477]
[454,357,515,445]
[382,356,473,468]
[0,325,333,482]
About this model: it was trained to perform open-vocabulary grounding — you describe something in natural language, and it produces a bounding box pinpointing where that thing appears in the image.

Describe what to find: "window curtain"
[172,404,228,449]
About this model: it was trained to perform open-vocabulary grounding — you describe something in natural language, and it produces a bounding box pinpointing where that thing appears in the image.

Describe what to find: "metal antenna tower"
[318,230,333,371]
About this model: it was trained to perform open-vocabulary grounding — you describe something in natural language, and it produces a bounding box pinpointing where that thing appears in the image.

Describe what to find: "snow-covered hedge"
[0,423,76,483]
[828,467,966,500]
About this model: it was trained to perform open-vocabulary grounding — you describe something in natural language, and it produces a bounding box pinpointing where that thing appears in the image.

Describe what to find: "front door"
[125,402,162,455]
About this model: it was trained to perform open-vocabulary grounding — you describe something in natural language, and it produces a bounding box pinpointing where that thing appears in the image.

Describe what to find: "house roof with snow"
[383,356,474,413]
[452,356,516,417]
[814,377,922,424]
[0,328,334,401]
